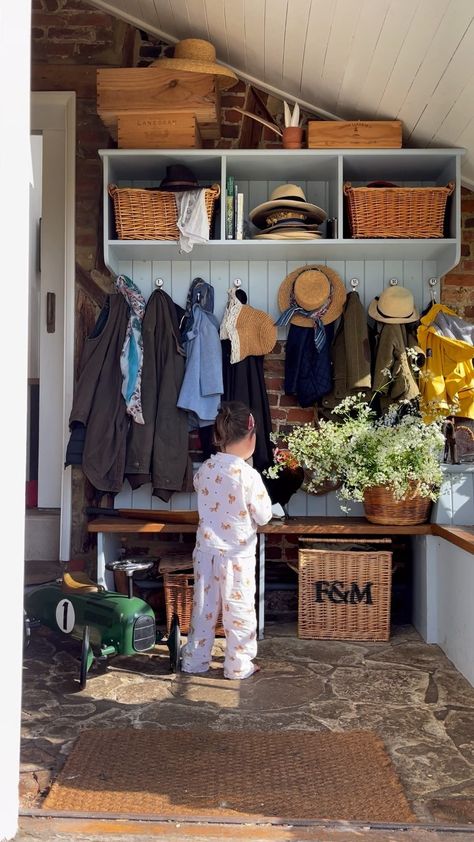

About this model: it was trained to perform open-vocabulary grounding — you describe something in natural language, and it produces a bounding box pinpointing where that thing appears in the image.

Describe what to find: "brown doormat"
[43,728,416,823]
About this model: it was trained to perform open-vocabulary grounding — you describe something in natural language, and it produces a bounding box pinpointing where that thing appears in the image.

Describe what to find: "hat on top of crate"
[151,38,238,90]
[368,285,419,324]
[249,184,327,229]
[277,265,347,329]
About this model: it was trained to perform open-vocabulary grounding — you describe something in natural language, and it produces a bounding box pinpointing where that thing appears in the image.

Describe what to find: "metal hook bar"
[389,278,398,286]
[155,278,164,288]
[349,278,359,289]
[233,278,242,287]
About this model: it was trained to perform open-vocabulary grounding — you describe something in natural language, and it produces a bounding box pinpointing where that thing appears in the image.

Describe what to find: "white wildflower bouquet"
[267,395,445,504]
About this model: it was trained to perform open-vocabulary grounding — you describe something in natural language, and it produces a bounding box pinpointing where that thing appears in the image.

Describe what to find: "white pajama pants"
[181,549,258,679]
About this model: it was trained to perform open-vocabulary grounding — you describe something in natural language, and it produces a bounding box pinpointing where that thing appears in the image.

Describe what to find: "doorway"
[28,92,75,563]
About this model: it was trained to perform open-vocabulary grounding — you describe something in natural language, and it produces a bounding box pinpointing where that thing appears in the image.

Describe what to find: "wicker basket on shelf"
[108,183,220,240]
[363,485,432,525]
[344,181,454,238]
[163,572,225,637]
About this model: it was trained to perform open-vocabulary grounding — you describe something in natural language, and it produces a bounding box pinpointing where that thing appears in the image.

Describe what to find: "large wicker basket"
[163,572,225,637]
[344,181,454,238]
[363,485,432,525]
[298,539,392,641]
[109,183,220,240]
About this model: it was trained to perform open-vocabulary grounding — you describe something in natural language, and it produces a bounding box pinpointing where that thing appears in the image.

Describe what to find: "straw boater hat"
[249,184,327,228]
[368,286,419,324]
[277,265,347,328]
[151,39,238,90]
[220,289,277,362]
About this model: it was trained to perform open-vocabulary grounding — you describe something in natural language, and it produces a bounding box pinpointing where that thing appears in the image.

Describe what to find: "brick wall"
[31,0,473,555]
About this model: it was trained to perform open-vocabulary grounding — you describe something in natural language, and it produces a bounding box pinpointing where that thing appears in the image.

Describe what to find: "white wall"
[0,0,31,839]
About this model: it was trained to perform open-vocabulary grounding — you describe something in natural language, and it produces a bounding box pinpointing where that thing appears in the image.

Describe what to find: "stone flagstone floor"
[20,620,474,827]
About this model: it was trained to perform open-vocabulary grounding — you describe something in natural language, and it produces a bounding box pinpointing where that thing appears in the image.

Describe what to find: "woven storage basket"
[108,183,220,240]
[163,572,224,637]
[363,485,432,525]
[298,542,392,641]
[344,181,454,238]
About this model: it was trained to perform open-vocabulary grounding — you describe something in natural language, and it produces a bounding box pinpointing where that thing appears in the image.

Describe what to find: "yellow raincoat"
[417,303,474,420]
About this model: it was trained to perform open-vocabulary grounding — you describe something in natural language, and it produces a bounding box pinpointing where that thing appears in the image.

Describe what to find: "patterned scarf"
[275,278,333,351]
[115,274,146,424]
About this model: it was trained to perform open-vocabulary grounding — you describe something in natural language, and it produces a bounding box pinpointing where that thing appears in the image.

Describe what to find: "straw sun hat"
[151,39,238,90]
[277,265,347,328]
[368,285,419,324]
[221,289,277,362]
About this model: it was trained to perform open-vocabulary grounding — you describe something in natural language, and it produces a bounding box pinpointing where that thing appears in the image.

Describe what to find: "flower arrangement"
[267,395,445,509]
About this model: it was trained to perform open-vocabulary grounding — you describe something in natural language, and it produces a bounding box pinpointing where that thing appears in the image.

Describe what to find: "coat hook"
[428,276,438,303]
[155,278,164,288]
[389,278,398,286]
[233,278,242,287]
[349,278,359,289]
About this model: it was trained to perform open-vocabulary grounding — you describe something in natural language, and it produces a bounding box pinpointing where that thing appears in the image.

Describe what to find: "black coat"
[221,339,274,472]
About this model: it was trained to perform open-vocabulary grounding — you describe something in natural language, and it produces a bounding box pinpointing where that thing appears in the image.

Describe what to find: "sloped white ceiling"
[89,0,474,187]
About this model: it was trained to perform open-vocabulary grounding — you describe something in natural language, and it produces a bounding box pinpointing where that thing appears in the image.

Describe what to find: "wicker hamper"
[344,181,454,238]
[108,183,220,240]
[298,539,392,641]
[163,572,225,637]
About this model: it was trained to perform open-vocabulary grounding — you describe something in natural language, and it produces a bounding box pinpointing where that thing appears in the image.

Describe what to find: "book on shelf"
[236,193,244,240]
[225,175,234,239]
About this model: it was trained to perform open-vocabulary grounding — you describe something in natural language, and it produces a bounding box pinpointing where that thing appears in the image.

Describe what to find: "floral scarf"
[115,274,146,425]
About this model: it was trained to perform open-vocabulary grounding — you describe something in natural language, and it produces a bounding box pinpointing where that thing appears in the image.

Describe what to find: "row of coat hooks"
[155,276,438,294]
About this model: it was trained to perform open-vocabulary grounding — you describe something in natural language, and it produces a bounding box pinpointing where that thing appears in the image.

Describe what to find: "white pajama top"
[193,452,273,557]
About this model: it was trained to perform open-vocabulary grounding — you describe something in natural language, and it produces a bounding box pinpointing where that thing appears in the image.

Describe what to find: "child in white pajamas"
[181,401,273,679]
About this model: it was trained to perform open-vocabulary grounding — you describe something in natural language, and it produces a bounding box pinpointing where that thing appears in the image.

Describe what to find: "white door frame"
[31,91,75,561]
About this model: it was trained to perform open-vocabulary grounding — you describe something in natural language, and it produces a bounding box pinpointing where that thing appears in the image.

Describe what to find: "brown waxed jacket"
[125,289,193,501]
[372,323,424,410]
[68,293,130,493]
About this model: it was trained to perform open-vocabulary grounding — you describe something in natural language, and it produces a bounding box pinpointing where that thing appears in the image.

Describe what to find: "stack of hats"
[249,184,327,239]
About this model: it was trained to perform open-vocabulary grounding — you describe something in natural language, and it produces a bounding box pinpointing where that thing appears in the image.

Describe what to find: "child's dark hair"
[213,401,255,449]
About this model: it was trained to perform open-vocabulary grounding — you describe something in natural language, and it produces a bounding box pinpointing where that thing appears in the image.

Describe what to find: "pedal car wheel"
[23,610,31,650]
[167,613,181,673]
[79,625,90,690]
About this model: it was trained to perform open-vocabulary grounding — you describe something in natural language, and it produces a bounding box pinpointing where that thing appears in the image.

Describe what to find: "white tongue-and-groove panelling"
[113,253,453,521]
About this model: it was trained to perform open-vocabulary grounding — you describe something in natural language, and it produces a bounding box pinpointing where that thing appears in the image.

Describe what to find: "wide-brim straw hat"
[151,38,238,90]
[368,285,419,324]
[253,231,322,240]
[236,305,277,360]
[278,265,347,327]
[250,184,327,228]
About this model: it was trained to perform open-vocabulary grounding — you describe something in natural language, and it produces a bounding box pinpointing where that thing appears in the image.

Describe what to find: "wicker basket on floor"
[298,542,392,641]
[344,181,454,238]
[163,572,225,637]
[109,183,220,240]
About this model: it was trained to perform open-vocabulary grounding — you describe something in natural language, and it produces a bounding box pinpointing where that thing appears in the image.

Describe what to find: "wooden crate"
[308,120,402,148]
[118,112,202,149]
[97,67,220,140]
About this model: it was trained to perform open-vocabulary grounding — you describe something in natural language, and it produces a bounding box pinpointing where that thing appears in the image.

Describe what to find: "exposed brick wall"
[31,0,473,558]
[442,187,474,318]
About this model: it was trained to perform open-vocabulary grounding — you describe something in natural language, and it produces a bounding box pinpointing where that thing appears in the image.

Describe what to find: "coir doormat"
[43,728,416,822]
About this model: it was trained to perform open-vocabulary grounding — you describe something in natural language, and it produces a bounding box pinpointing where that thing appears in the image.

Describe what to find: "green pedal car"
[24,559,181,688]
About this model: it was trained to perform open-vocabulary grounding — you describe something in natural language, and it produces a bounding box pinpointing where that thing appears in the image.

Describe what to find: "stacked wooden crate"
[97,67,221,148]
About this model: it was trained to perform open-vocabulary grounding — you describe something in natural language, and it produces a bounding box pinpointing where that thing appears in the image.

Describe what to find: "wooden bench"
[88,515,474,638]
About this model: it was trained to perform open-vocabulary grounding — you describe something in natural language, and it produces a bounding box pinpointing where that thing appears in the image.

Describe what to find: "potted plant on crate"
[267,395,445,524]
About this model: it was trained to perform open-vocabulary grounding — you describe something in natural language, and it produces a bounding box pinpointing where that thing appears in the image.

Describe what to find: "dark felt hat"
[159,164,200,192]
